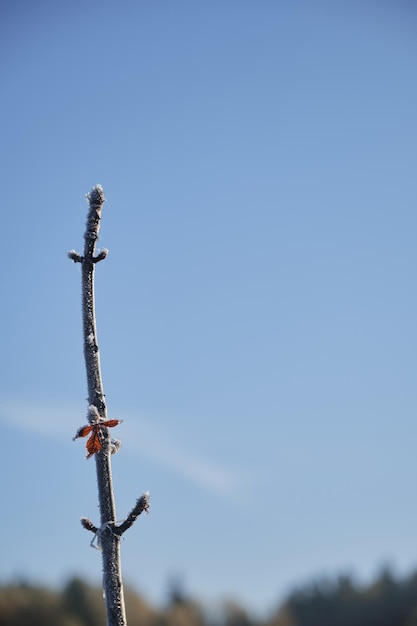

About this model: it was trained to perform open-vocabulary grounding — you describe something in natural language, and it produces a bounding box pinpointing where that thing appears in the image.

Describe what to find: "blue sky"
[1,0,417,615]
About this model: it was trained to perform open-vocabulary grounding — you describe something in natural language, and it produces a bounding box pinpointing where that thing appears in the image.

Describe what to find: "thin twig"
[69,186,150,626]
[115,493,150,536]
[81,517,98,534]
[80,185,127,626]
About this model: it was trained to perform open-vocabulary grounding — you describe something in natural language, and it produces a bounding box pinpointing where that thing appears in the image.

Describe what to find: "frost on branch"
[93,248,109,263]
[68,250,83,263]
[81,517,97,534]
[110,438,122,455]
[71,186,149,624]
[86,184,105,207]
[80,493,150,541]
[115,492,150,536]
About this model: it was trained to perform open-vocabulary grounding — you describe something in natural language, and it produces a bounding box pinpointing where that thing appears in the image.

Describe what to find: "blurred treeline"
[2,567,417,626]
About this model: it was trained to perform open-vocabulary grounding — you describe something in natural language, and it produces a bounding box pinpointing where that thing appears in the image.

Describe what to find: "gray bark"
[70,185,126,625]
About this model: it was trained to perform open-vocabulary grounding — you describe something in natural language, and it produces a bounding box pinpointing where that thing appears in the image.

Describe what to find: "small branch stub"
[93,248,109,263]
[115,492,150,536]
[81,517,98,534]
[68,250,83,263]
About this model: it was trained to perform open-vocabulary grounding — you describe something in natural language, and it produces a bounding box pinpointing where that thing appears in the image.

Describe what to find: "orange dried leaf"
[101,419,123,429]
[73,424,94,440]
[86,430,102,458]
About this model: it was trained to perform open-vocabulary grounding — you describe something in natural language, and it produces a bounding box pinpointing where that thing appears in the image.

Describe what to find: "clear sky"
[1,0,416,616]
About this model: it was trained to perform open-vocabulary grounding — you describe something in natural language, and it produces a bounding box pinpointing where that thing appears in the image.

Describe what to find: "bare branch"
[81,517,98,534]
[70,186,150,625]
[68,250,83,263]
[115,492,150,536]
[93,248,109,263]
[70,185,132,626]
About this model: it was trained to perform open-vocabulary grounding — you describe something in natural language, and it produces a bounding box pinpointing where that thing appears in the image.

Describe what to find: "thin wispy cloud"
[124,416,239,495]
[0,399,240,496]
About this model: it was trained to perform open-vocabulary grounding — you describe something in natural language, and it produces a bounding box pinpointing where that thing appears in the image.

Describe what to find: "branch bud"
[86,184,106,208]
[68,250,83,263]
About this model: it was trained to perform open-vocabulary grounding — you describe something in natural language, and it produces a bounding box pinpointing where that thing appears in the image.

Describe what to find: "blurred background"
[1,1,416,624]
